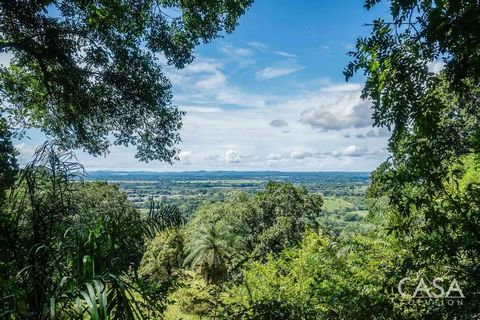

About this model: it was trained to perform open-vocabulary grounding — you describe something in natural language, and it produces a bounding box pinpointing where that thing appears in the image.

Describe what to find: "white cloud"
[167,58,274,108]
[289,149,323,159]
[224,150,254,164]
[270,119,288,128]
[331,145,367,157]
[321,83,362,92]
[0,52,12,67]
[247,41,267,50]
[16,53,388,172]
[273,51,296,58]
[14,143,36,164]
[184,60,221,73]
[225,150,240,163]
[355,127,391,139]
[427,60,445,74]
[330,145,385,158]
[255,66,304,80]
[165,59,223,86]
[181,106,223,113]
[179,151,193,164]
[164,75,385,171]
[219,44,256,68]
[265,145,383,163]
[300,100,372,131]
[204,154,222,161]
[267,153,284,160]
[195,72,227,90]
[220,45,254,58]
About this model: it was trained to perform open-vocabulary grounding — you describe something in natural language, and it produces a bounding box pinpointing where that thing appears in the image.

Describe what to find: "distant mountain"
[86,170,370,183]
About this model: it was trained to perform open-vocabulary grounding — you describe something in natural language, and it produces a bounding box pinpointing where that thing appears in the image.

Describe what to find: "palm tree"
[184,222,232,284]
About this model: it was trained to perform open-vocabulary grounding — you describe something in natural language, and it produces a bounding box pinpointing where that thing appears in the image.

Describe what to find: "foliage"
[220,227,396,319]
[367,154,480,318]
[171,273,219,318]
[184,221,232,284]
[346,0,480,318]
[1,1,254,318]
[187,182,324,267]
[0,0,253,162]
[158,182,325,318]
[0,116,17,201]
[140,229,185,282]
[0,143,183,319]
[248,182,324,257]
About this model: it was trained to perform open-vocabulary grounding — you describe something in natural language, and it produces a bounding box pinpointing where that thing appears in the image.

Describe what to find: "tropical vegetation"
[1,0,480,319]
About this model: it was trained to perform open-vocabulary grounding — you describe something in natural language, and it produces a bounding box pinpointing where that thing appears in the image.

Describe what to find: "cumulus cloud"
[166,59,228,90]
[331,145,367,157]
[273,51,296,58]
[267,150,323,161]
[355,127,390,139]
[266,153,284,160]
[204,154,222,161]
[330,145,386,158]
[265,145,384,162]
[300,100,372,131]
[256,66,304,80]
[224,150,254,164]
[270,119,288,128]
[179,151,193,164]
[170,77,385,170]
[289,150,323,159]
[44,48,388,171]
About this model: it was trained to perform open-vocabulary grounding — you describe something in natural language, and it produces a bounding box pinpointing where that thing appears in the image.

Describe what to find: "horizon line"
[86,169,372,174]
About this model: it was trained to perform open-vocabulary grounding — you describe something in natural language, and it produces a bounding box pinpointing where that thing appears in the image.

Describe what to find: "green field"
[347,209,369,217]
[179,179,263,184]
[322,197,356,212]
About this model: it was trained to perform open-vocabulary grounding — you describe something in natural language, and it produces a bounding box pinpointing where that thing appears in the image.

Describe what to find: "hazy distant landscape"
[88,171,370,222]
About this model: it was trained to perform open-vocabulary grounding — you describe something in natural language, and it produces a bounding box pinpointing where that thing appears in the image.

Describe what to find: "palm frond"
[141,201,185,239]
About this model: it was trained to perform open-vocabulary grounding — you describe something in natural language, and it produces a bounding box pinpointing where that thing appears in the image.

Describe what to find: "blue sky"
[12,1,396,172]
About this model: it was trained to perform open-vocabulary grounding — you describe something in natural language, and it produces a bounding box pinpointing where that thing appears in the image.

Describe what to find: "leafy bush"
[140,229,185,282]
[220,229,396,319]
[0,144,182,319]
[173,281,218,317]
